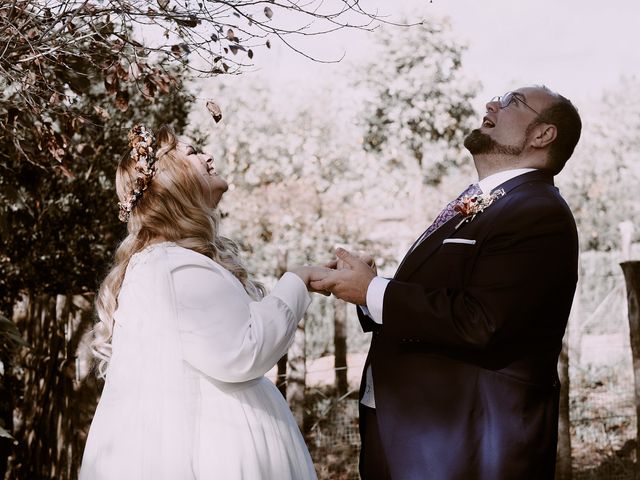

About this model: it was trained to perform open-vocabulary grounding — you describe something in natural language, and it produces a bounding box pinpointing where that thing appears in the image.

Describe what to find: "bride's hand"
[290,266,332,294]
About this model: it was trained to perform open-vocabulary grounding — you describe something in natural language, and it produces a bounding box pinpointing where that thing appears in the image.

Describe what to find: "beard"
[463,129,525,156]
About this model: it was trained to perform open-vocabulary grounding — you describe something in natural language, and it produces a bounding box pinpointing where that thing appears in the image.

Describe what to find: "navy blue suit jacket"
[358,170,578,479]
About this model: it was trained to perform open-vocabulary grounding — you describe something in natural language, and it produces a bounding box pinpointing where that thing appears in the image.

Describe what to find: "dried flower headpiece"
[118,124,157,222]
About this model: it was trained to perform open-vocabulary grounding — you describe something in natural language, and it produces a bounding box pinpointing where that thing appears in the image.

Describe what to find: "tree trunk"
[555,332,572,480]
[275,251,289,398]
[276,354,288,398]
[621,260,640,477]
[8,293,97,480]
[287,318,306,430]
[334,298,348,396]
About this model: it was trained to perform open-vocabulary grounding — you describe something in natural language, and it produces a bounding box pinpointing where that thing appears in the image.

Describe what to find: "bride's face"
[176,141,228,207]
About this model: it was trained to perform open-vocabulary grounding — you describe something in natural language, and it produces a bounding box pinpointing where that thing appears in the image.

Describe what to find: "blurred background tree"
[360,18,480,186]
[559,76,640,252]
[0,58,193,478]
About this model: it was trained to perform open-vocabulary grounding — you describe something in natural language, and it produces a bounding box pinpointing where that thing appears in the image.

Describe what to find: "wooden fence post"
[555,332,572,480]
[276,251,289,397]
[620,260,640,477]
[287,319,306,429]
[334,299,348,396]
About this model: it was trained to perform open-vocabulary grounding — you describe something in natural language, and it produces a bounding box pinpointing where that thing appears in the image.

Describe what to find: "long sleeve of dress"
[172,261,311,383]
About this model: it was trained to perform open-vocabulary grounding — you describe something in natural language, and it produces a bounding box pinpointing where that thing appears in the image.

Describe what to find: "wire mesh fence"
[305,388,638,480]
[306,390,361,480]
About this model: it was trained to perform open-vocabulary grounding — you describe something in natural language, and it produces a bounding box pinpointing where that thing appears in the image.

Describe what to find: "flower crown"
[118,124,157,222]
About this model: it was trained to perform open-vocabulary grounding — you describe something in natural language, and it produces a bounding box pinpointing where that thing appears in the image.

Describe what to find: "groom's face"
[464,87,549,157]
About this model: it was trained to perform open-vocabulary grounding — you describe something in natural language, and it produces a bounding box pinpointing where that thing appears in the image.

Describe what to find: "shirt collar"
[477,168,537,194]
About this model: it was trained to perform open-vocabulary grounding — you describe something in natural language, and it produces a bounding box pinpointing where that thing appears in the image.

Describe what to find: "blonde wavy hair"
[92,125,264,376]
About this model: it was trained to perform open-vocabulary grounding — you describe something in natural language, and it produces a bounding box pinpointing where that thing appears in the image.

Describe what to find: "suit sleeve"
[382,194,578,349]
[173,264,310,383]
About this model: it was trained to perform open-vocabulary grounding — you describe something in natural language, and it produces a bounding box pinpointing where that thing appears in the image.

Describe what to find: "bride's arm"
[172,263,311,383]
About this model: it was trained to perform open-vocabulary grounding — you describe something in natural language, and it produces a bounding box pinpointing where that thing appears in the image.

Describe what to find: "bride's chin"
[210,191,225,208]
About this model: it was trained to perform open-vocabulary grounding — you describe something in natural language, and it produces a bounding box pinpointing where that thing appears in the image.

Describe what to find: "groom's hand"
[325,251,377,274]
[311,248,376,305]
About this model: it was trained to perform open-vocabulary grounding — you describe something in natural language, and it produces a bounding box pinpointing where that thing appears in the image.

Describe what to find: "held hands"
[290,265,333,295]
[326,251,377,275]
[310,248,376,306]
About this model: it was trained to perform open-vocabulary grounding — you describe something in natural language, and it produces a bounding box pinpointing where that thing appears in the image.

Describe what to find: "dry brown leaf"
[115,91,129,112]
[206,101,222,123]
[93,106,111,120]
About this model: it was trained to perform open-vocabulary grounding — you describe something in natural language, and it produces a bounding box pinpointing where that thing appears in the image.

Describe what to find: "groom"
[312,86,581,479]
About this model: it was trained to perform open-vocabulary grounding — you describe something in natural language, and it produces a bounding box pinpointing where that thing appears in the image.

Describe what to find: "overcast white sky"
[229,0,640,114]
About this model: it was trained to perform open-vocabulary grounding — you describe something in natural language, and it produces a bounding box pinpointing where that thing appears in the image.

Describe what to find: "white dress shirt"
[359,168,536,408]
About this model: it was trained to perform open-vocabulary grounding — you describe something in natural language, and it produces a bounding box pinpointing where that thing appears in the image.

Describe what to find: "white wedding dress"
[80,242,317,480]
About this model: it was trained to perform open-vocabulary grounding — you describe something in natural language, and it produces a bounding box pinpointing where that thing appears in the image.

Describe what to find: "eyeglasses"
[490,91,539,115]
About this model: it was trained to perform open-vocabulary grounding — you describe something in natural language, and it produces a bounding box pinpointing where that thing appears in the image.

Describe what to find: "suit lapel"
[395,212,464,280]
[394,170,555,281]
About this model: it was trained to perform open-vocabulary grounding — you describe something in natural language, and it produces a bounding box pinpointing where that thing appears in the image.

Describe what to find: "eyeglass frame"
[490,91,540,116]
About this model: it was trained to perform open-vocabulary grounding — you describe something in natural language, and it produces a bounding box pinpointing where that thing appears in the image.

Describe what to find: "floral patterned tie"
[410,183,481,252]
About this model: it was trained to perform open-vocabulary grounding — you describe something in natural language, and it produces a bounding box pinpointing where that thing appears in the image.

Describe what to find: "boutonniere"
[454,188,506,228]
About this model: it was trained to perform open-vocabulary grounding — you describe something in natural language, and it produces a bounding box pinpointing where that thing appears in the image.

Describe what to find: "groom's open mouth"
[482,116,495,128]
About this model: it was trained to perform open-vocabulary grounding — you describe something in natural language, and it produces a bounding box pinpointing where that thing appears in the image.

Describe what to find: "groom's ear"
[530,123,557,149]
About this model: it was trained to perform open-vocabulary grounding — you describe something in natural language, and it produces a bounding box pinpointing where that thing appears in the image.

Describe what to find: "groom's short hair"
[533,90,582,175]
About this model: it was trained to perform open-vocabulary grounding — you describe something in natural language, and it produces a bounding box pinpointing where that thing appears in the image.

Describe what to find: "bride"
[79,124,327,479]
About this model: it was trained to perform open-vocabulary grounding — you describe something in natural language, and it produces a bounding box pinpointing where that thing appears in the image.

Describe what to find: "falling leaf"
[266,39,271,49]
[206,101,222,123]
[157,0,169,9]
[248,49,254,59]
[211,32,218,42]
[264,6,273,19]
